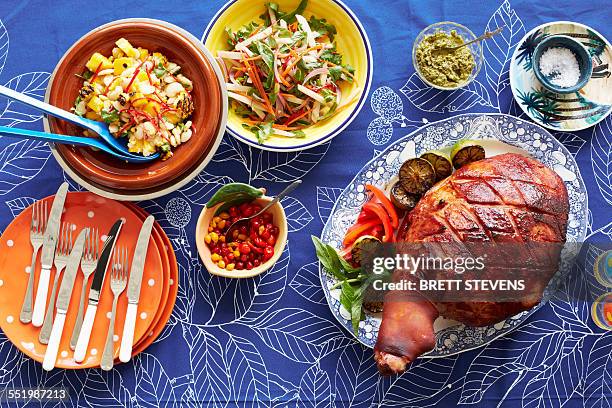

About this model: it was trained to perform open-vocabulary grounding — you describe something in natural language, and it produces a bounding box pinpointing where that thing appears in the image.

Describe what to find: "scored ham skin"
[374,153,569,374]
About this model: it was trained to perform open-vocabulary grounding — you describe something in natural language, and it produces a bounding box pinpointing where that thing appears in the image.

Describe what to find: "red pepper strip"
[283,108,307,126]
[342,220,381,248]
[363,202,393,242]
[125,59,147,93]
[357,210,378,224]
[365,184,399,229]
[89,62,104,83]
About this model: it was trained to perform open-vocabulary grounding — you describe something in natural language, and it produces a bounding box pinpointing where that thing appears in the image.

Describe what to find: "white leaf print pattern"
[224,329,271,408]
[5,196,35,217]
[81,368,133,408]
[400,74,493,113]
[297,364,332,408]
[281,196,313,232]
[583,333,612,407]
[184,325,231,408]
[521,336,584,408]
[134,353,177,408]
[252,308,343,363]
[0,139,50,195]
[211,135,331,183]
[460,319,568,404]
[378,357,457,406]
[591,115,612,205]
[482,0,526,111]
[0,72,51,126]
[0,331,21,388]
[0,20,8,77]
[179,171,234,206]
[316,186,342,224]
[290,262,327,305]
[334,344,378,408]
[554,132,587,156]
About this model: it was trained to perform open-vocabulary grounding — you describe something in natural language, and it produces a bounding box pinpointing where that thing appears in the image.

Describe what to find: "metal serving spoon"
[225,180,302,243]
[439,26,505,52]
[0,84,159,161]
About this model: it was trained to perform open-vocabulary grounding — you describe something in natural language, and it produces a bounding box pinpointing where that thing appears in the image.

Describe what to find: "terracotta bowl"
[195,196,288,279]
[46,19,225,192]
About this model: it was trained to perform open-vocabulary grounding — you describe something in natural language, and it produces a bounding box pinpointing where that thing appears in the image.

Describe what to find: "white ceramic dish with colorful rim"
[510,21,612,131]
[45,18,228,201]
[319,113,588,354]
[202,0,373,152]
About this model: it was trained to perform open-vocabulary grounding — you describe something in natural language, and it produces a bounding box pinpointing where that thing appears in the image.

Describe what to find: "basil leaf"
[256,121,274,144]
[308,16,337,41]
[256,42,275,75]
[278,0,307,23]
[340,281,364,334]
[311,236,344,280]
[206,183,263,208]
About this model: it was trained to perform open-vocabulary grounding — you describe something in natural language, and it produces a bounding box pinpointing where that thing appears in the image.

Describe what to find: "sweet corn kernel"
[208,226,213,233]
[237,234,247,241]
[211,253,221,262]
[213,216,222,223]
[210,232,219,243]
[226,263,235,271]
[204,234,211,244]
[217,220,226,230]
[258,225,265,235]
[233,250,240,257]
[219,235,226,243]
[218,260,226,269]
[219,212,230,220]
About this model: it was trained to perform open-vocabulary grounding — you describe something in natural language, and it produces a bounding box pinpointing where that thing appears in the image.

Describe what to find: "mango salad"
[73,38,195,159]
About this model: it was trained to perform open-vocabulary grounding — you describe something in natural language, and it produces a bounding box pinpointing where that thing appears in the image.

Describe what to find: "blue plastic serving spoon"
[0,126,156,163]
[0,84,160,161]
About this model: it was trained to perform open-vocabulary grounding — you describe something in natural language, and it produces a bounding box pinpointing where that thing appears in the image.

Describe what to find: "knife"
[32,182,69,327]
[119,215,155,362]
[42,228,88,371]
[73,219,124,363]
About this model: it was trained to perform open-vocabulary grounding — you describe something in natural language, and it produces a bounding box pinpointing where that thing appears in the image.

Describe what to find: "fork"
[39,222,73,344]
[20,200,48,323]
[69,228,99,350]
[101,247,128,371]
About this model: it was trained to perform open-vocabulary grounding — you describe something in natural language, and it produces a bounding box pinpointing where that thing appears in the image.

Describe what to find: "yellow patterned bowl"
[203,0,372,152]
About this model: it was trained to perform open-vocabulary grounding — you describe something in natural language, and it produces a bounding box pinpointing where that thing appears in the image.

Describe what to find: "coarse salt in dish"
[538,46,580,88]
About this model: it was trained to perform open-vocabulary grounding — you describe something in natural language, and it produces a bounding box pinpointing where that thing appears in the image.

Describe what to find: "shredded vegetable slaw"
[218,0,358,144]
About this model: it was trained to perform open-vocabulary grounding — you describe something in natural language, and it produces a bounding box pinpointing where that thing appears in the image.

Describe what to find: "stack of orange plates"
[0,192,177,369]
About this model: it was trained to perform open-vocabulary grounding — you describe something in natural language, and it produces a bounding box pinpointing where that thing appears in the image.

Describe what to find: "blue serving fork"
[0,126,157,163]
[0,84,159,161]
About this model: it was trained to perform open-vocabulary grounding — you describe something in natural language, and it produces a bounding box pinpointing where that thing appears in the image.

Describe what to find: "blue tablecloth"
[0,0,610,407]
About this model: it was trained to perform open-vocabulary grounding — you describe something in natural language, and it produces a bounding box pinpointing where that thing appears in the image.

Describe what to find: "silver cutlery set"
[18,183,155,371]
